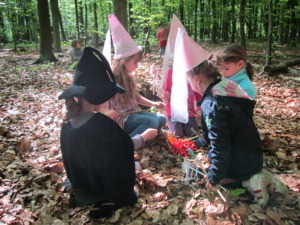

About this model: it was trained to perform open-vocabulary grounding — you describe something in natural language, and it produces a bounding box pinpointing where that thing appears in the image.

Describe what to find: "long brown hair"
[190,53,222,80]
[63,97,82,122]
[112,51,143,106]
[219,44,254,81]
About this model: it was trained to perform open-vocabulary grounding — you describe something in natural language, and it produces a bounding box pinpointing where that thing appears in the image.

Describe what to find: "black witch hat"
[58,47,125,105]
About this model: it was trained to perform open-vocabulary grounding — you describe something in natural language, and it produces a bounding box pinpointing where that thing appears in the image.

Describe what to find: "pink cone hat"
[170,28,209,124]
[159,14,186,97]
[175,28,209,71]
[108,14,142,59]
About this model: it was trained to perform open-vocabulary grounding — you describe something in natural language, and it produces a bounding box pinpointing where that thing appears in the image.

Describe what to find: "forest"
[0,0,300,224]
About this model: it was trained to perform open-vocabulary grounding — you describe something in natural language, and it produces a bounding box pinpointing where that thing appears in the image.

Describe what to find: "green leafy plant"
[228,188,246,196]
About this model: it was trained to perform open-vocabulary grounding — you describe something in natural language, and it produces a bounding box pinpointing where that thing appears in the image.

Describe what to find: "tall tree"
[93,2,99,48]
[265,0,273,66]
[50,0,61,52]
[34,0,58,63]
[194,0,199,42]
[239,0,246,48]
[287,0,297,47]
[230,0,236,43]
[74,0,80,39]
[211,0,217,44]
[112,0,128,30]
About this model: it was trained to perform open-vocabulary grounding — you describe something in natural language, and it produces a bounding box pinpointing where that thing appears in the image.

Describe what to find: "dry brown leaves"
[0,46,299,224]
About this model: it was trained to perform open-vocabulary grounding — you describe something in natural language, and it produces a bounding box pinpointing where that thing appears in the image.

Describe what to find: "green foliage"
[228,188,246,196]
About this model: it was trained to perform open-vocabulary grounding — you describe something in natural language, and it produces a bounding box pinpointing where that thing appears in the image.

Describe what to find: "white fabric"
[103,29,111,66]
[158,14,186,98]
[170,28,188,124]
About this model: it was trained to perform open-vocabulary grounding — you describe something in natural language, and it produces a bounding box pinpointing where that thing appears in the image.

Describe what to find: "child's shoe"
[261,169,288,195]
[242,172,269,207]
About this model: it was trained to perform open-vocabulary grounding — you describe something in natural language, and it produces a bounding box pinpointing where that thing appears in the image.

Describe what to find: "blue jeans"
[124,112,166,137]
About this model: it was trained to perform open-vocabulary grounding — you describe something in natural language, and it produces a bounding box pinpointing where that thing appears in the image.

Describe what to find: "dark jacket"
[198,78,263,185]
[60,113,137,208]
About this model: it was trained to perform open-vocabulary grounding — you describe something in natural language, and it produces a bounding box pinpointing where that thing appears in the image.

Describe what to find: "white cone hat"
[170,28,209,124]
[102,28,112,66]
[108,14,142,59]
[158,14,186,97]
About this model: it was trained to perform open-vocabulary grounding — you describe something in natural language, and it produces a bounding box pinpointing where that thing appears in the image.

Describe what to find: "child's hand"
[162,92,170,101]
[141,128,158,141]
[153,102,165,110]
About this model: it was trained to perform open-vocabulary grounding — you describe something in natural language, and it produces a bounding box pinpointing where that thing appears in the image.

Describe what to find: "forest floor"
[0,42,299,225]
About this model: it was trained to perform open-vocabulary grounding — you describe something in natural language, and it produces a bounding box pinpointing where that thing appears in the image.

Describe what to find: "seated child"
[69,39,83,69]
[59,47,156,218]
[105,15,166,137]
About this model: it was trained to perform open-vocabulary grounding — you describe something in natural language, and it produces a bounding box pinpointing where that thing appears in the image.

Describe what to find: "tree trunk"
[93,3,99,48]
[230,0,236,43]
[79,1,84,43]
[84,3,88,47]
[112,0,128,31]
[58,7,66,42]
[200,0,204,40]
[222,0,229,42]
[239,0,246,49]
[287,0,297,47]
[264,58,300,73]
[179,0,184,23]
[74,0,80,40]
[194,0,199,42]
[128,2,135,37]
[50,0,61,52]
[211,0,217,44]
[265,0,273,66]
[34,0,58,63]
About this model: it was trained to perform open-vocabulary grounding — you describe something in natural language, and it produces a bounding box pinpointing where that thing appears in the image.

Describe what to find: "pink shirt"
[164,68,202,117]
[107,91,141,129]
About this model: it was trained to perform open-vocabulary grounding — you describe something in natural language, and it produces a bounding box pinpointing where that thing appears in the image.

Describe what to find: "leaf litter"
[0,46,299,224]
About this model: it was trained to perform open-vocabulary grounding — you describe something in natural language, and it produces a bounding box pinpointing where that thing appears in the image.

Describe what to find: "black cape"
[60,113,137,211]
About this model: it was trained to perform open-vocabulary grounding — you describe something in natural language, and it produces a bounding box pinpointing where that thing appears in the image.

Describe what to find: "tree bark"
[264,58,300,73]
[74,0,80,39]
[230,0,236,43]
[34,0,58,63]
[58,7,66,42]
[211,0,217,44]
[93,3,99,48]
[194,0,199,42]
[50,0,61,52]
[239,0,246,49]
[112,0,128,31]
[265,0,273,66]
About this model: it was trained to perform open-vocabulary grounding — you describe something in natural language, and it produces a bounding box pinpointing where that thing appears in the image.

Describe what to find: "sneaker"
[242,172,269,207]
[261,169,288,195]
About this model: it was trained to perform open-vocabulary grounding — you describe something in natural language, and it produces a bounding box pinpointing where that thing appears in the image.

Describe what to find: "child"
[156,21,170,57]
[58,47,157,218]
[163,67,201,138]
[173,29,287,207]
[159,14,201,138]
[69,39,83,69]
[105,15,166,137]
[219,43,257,99]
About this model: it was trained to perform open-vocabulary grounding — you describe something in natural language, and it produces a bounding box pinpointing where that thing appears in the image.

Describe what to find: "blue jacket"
[228,68,256,99]
[198,79,263,185]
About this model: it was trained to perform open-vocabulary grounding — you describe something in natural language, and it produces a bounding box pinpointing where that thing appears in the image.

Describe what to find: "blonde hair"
[63,97,82,122]
[112,51,143,106]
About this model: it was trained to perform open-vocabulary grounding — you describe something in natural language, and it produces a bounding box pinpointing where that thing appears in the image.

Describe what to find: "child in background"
[163,66,202,138]
[156,22,170,57]
[219,44,257,99]
[173,29,288,207]
[105,15,166,137]
[69,39,83,69]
